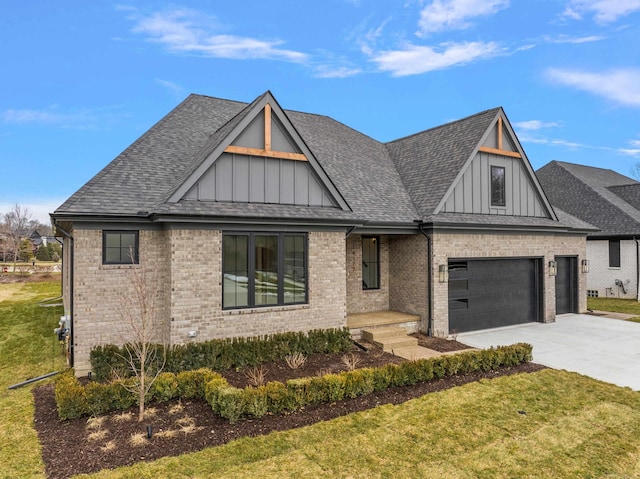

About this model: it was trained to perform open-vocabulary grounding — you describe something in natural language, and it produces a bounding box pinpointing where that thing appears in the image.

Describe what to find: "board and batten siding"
[441,152,548,217]
[232,109,300,154]
[184,153,337,207]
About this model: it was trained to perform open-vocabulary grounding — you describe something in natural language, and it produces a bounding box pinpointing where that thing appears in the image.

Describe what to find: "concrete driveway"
[459,313,640,391]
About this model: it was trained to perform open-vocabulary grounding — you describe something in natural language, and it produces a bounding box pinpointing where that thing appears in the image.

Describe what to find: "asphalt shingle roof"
[54,92,588,233]
[386,107,500,217]
[537,160,640,237]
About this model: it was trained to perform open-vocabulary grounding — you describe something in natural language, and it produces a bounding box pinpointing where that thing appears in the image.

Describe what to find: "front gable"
[438,110,556,219]
[169,92,348,210]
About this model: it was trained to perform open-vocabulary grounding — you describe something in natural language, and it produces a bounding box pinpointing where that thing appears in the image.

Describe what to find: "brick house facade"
[53,91,594,375]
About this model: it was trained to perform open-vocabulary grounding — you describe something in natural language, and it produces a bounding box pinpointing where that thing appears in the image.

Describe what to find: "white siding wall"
[586,239,638,299]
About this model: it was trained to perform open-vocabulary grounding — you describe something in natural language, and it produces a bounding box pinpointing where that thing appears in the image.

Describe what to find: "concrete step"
[378,336,419,352]
[361,326,408,343]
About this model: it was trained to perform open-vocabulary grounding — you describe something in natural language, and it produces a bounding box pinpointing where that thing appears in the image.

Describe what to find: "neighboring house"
[52,91,594,375]
[537,161,640,300]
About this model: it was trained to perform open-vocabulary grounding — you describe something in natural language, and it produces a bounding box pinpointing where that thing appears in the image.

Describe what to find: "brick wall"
[431,232,587,334]
[586,239,638,299]
[389,234,429,327]
[71,228,346,375]
[346,235,389,314]
[72,228,170,375]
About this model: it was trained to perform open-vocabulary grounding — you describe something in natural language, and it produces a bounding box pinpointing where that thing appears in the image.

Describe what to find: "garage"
[448,258,543,333]
[555,256,578,314]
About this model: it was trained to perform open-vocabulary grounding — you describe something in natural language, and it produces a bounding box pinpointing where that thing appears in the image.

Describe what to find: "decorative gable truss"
[172,93,347,209]
[439,110,557,219]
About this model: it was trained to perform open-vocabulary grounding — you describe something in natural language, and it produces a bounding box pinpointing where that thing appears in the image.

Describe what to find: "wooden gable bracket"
[478,116,522,159]
[224,104,308,161]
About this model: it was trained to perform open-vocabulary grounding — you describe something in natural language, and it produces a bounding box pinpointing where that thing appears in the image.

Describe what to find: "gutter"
[417,222,434,337]
[636,237,639,302]
[52,220,74,368]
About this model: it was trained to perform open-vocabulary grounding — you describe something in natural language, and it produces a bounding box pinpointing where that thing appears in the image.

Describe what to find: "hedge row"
[89,328,352,381]
[55,368,225,420]
[56,343,532,421]
[205,343,533,422]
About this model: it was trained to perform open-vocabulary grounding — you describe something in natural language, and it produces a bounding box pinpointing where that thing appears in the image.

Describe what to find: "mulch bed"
[33,341,545,479]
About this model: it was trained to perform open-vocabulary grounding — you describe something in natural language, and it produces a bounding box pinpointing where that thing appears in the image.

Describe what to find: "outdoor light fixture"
[438,264,448,283]
[548,260,557,276]
[581,259,590,273]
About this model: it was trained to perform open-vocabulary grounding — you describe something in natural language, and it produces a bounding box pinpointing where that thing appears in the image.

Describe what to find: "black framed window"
[362,236,380,290]
[491,165,506,207]
[223,233,307,309]
[102,231,139,264]
[609,239,621,267]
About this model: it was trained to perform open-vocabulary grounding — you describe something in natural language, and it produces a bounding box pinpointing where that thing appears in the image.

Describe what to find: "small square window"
[491,165,506,207]
[103,231,139,264]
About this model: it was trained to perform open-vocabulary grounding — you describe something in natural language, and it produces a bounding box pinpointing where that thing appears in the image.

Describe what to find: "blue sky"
[2,0,640,223]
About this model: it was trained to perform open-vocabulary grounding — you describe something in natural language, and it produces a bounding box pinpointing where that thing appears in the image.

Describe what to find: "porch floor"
[347,310,421,329]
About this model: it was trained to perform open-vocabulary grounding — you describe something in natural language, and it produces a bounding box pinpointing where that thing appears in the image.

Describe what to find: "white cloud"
[513,120,561,131]
[562,0,640,23]
[155,78,185,95]
[418,0,509,34]
[313,65,362,79]
[630,139,640,147]
[548,34,605,44]
[546,68,640,107]
[2,106,126,129]
[619,148,640,157]
[131,8,307,62]
[371,41,500,76]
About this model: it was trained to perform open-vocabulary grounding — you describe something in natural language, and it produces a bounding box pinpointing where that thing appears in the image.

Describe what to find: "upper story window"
[362,236,380,290]
[102,231,139,264]
[223,232,307,309]
[609,239,621,268]
[491,165,506,207]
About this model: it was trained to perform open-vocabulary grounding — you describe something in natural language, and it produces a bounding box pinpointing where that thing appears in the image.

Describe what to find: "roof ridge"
[385,106,502,145]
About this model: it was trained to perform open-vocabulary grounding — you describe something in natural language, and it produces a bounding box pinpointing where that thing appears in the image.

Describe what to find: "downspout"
[418,222,434,337]
[53,221,74,368]
[633,236,640,301]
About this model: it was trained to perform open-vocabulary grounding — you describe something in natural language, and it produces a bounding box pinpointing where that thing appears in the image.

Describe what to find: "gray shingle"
[537,161,640,237]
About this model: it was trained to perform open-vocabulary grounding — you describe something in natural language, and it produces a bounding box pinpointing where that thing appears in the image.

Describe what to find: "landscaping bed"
[33,343,543,479]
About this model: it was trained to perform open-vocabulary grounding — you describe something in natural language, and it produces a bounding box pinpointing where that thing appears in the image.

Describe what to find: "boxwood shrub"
[89,328,352,381]
[56,343,532,421]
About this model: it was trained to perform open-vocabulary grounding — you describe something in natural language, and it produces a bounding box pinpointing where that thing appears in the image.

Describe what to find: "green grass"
[588,297,640,322]
[3,281,640,478]
[0,281,65,479]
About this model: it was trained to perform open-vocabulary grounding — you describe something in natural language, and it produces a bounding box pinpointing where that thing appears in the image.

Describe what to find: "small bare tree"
[115,251,167,422]
[631,162,640,182]
[3,204,32,271]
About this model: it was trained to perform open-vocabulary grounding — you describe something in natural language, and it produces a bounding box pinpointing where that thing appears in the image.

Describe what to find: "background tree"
[631,162,640,181]
[36,244,51,261]
[18,238,34,262]
[47,242,62,262]
[3,204,32,271]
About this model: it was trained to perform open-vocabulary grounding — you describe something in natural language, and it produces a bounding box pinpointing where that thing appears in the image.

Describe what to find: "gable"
[439,112,553,218]
[173,93,346,210]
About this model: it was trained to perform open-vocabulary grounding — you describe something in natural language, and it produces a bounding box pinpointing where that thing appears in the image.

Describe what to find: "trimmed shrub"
[204,375,230,411]
[150,372,179,403]
[216,387,245,423]
[55,369,87,420]
[243,387,269,418]
[90,328,353,381]
[177,368,221,399]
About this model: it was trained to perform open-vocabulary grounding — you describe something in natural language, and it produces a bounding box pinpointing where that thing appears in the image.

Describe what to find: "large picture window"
[223,233,307,309]
[491,165,506,207]
[362,236,380,290]
[102,231,139,264]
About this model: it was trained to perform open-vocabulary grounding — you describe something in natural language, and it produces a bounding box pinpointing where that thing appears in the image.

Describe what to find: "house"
[52,91,593,375]
[537,161,640,300]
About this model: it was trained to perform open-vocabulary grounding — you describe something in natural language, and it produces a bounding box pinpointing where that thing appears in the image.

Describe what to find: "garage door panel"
[448,258,541,333]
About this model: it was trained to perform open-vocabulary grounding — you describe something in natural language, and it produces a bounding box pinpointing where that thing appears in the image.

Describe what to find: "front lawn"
[588,297,640,322]
[2,281,640,478]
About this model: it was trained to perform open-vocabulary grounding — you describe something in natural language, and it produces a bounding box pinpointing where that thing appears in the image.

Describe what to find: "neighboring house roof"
[537,160,640,237]
[53,91,589,233]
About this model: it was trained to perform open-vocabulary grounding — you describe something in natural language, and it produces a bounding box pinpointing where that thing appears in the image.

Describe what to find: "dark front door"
[555,256,578,314]
[448,258,542,333]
